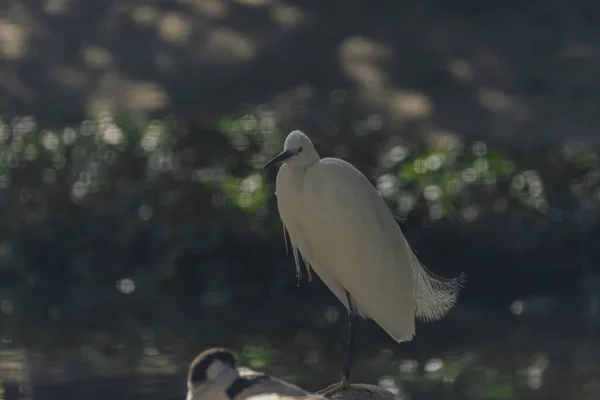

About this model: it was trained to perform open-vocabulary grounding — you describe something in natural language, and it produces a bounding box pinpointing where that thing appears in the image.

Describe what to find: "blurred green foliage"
[0,93,599,340]
[1,92,600,399]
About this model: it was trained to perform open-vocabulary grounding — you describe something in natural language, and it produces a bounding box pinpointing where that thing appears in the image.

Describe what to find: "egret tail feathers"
[405,240,466,322]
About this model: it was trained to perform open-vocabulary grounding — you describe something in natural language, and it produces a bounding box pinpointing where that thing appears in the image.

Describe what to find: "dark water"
[2,307,600,400]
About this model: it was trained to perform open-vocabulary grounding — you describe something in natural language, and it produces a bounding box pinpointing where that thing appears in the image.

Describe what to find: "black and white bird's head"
[187,348,237,400]
[187,347,317,400]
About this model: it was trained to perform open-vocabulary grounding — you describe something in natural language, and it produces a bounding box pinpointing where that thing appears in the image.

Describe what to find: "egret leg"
[317,291,361,397]
[343,306,357,380]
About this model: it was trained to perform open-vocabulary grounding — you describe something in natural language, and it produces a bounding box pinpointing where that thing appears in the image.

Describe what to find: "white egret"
[187,348,321,400]
[264,130,465,397]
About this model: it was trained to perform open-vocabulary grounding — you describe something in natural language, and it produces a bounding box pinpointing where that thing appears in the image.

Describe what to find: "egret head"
[187,348,236,400]
[264,130,320,169]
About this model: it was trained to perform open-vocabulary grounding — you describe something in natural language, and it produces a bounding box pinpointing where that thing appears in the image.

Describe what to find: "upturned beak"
[263,150,294,169]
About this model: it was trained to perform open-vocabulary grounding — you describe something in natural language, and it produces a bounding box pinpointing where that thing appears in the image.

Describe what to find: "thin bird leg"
[317,291,360,397]
[343,297,357,381]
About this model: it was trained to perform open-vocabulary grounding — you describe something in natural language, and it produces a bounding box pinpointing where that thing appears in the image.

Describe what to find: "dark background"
[1,0,600,399]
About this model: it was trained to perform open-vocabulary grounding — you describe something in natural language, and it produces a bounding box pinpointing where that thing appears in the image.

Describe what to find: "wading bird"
[264,130,464,397]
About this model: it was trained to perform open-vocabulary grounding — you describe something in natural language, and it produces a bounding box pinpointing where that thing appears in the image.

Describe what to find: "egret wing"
[302,158,462,342]
[300,158,414,341]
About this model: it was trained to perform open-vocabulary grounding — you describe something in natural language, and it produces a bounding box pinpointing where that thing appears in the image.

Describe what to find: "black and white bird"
[186,348,324,400]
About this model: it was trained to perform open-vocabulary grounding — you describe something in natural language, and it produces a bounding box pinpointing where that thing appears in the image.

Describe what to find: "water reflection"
[1,309,599,400]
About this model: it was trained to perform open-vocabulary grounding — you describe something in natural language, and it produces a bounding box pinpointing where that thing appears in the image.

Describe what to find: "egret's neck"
[275,164,306,210]
[304,153,320,169]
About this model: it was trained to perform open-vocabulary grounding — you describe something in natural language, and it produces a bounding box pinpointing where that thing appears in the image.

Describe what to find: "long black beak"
[263,150,294,169]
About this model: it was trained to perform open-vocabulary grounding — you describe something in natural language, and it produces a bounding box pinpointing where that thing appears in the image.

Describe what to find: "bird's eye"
[298,146,303,153]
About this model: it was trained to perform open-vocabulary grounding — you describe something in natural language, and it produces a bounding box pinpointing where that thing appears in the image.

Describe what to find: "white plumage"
[266,130,464,342]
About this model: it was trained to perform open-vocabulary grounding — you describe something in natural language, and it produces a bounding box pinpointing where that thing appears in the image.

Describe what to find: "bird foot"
[316,377,358,398]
